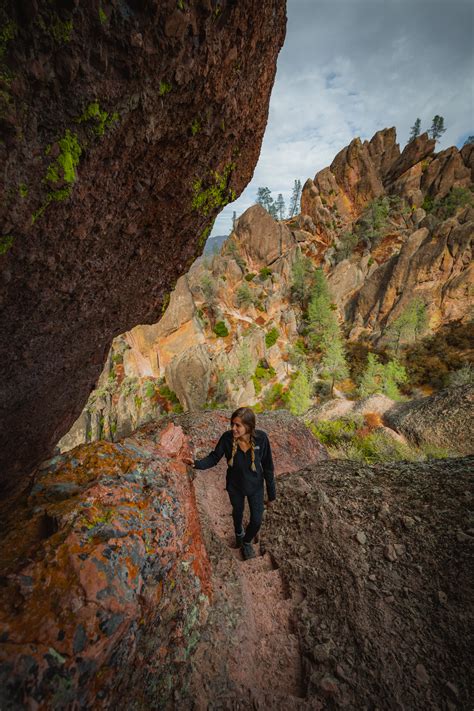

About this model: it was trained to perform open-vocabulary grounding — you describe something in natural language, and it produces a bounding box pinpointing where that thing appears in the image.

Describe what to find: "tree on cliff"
[321,338,349,396]
[429,115,446,142]
[227,342,254,387]
[256,187,278,219]
[275,193,286,221]
[355,196,390,248]
[408,118,421,143]
[385,298,428,353]
[290,252,314,309]
[288,179,302,218]
[287,368,311,415]
[307,269,338,348]
[359,353,408,400]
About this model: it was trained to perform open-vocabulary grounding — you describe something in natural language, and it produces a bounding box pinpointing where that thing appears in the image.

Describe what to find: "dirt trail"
[189,458,306,708]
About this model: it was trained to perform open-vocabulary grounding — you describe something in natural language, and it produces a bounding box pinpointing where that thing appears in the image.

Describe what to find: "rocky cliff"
[0,0,286,496]
[62,129,473,448]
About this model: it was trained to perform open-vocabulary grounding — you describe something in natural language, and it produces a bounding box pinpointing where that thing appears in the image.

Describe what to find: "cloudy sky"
[210,0,473,237]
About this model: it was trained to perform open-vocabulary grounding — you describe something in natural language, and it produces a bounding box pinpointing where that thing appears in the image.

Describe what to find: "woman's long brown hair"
[229,407,257,471]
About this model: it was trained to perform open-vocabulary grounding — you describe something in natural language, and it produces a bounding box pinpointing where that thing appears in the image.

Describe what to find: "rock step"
[252,632,303,698]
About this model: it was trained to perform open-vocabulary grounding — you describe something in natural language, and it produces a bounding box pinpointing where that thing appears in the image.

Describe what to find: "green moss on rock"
[0,234,13,254]
[77,101,119,136]
[192,163,236,216]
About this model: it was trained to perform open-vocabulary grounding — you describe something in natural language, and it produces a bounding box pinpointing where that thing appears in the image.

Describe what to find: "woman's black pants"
[228,488,264,543]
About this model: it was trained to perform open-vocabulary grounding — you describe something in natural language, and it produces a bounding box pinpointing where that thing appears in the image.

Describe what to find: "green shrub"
[265,327,279,348]
[309,418,457,463]
[446,364,474,387]
[259,267,272,280]
[262,383,285,410]
[254,360,276,381]
[245,272,256,282]
[309,417,361,447]
[158,384,179,403]
[213,321,229,337]
[236,282,255,308]
[423,186,474,218]
[144,381,156,398]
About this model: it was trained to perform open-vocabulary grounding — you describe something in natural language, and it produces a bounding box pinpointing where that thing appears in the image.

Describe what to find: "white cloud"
[211,0,473,237]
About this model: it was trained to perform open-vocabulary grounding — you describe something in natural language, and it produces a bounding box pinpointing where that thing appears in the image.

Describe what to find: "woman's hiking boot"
[241,541,256,560]
[235,530,245,548]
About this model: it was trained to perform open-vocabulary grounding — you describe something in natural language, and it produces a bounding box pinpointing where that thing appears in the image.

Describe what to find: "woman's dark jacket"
[194,429,276,500]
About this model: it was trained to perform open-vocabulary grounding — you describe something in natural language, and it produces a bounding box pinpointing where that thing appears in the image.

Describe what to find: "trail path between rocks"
[189,457,307,709]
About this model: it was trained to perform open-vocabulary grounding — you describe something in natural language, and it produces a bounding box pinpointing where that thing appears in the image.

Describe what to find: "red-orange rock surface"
[0,0,287,496]
[0,423,210,708]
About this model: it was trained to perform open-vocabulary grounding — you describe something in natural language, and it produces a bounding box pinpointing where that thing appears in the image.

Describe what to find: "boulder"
[232,205,296,266]
[306,399,356,423]
[384,384,474,454]
[165,344,213,411]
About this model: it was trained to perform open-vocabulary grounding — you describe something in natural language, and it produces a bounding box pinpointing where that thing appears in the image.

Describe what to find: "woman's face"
[231,416,248,439]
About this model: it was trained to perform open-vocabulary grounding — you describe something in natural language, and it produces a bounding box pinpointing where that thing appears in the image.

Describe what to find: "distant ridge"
[204,233,228,255]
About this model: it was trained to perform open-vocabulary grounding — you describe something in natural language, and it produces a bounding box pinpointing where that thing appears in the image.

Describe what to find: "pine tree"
[321,337,349,396]
[275,193,286,221]
[307,268,338,348]
[287,369,311,415]
[358,353,383,397]
[428,115,446,142]
[383,360,408,400]
[288,179,302,218]
[256,186,278,219]
[268,201,279,220]
[290,252,314,308]
[408,118,421,143]
[385,298,428,353]
[232,210,237,229]
[358,354,408,400]
[256,187,272,210]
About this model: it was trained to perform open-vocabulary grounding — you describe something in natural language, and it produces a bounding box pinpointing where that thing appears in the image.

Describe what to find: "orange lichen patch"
[0,427,212,707]
[371,232,404,264]
[115,362,125,385]
[364,412,383,430]
[338,378,356,394]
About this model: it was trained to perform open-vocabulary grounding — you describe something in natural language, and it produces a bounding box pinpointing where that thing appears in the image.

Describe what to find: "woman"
[184,407,276,560]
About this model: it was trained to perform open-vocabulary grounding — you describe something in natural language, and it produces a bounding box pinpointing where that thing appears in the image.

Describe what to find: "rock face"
[0,0,287,496]
[0,422,211,709]
[385,384,474,454]
[266,456,473,709]
[232,204,296,266]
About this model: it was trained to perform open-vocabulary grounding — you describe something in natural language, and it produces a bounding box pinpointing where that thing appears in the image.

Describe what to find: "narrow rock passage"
[189,455,306,708]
